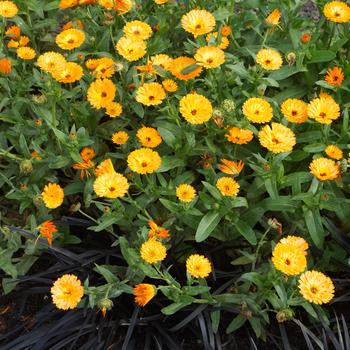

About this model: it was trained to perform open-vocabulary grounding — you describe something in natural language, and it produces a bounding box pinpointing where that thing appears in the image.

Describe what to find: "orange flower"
[218,159,244,175]
[0,58,11,74]
[300,33,311,44]
[325,67,344,87]
[72,159,95,179]
[266,9,281,26]
[59,0,78,9]
[39,220,58,246]
[133,284,156,306]
[148,220,170,239]
[5,25,20,39]
[221,25,231,36]
[80,147,95,161]
[225,127,254,145]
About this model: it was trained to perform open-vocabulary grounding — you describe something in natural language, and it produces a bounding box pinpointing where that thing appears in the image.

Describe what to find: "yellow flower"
[93,57,116,78]
[325,66,344,87]
[137,126,162,148]
[206,32,230,50]
[112,131,129,145]
[95,159,115,177]
[179,93,212,124]
[51,274,84,310]
[56,29,85,50]
[266,9,281,25]
[140,239,167,264]
[221,25,231,37]
[194,46,225,69]
[309,157,340,181]
[123,20,152,41]
[216,177,240,197]
[52,62,84,83]
[259,123,296,153]
[127,148,162,174]
[16,47,36,60]
[87,78,116,109]
[225,127,254,145]
[41,183,64,209]
[136,82,166,106]
[169,56,202,80]
[149,54,173,71]
[272,242,307,276]
[218,159,244,175]
[298,270,335,304]
[307,96,340,124]
[242,97,273,123]
[93,172,129,198]
[281,98,308,123]
[59,0,78,9]
[133,284,156,306]
[85,58,99,70]
[186,254,212,278]
[176,184,196,202]
[162,79,178,92]
[106,102,123,117]
[37,52,67,74]
[256,48,283,70]
[0,58,11,74]
[181,9,216,37]
[114,0,133,14]
[0,1,18,18]
[280,235,309,255]
[154,0,168,3]
[323,1,350,23]
[325,145,343,160]
[116,36,147,62]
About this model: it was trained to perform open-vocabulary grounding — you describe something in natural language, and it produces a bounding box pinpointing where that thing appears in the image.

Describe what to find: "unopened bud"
[221,99,236,113]
[286,52,296,66]
[20,160,33,174]
[276,309,294,323]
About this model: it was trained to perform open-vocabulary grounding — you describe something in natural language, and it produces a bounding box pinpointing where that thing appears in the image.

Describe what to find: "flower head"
[242,97,273,123]
[133,284,156,306]
[272,242,307,275]
[162,79,178,92]
[41,183,64,209]
[59,0,78,9]
[5,25,20,39]
[0,1,18,18]
[52,62,83,83]
[136,82,166,106]
[87,78,116,109]
[194,46,225,69]
[186,254,212,278]
[123,20,152,41]
[81,147,95,161]
[17,47,36,60]
[148,221,170,239]
[140,239,167,264]
[266,9,281,25]
[307,96,340,124]
[137,126,162,148]
[298,271,335,304]
[225,127,254,144]
[39,220,58,246]
[176,184,196,202]
[280,235,309,255]
[309,157,340,181]
[56,29,85,50]
[179,93,212,124]
[325,145,343,160]
[37,52,67,74]
[51,274,84,310]
[116,36,146,62]
[149,54,173,71]
[181,9,216,37]
[259,123,296,153]
[325,66,344,87]
[127,148,162,174]
[0,58,11,74]
[95,159,115,177]
[256,48,283,70]
[169,56,202,80]
[93,172,129,198]
[106,102,123,117]
[216,177,240,197]
[112,131,129,145]
[323,1,350,23]
[206,32,230,50]
[281,99,308,123]
[218,159,244,175]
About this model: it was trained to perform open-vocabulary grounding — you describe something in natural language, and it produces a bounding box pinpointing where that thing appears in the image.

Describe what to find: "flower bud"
[33,195,43,208]
[20,160,33,174]
[276,309,294,323]
[31,93,47,104]
[286,52,296,66]
[340,159,348,174]
[212,108,223,119]
[69,203,81,213]
[221,99,236,113]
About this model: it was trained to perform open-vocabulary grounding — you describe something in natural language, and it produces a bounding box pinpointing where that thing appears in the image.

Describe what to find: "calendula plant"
[1,0,350,346]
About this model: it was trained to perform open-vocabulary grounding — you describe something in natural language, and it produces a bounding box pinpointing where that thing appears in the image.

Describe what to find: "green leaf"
[88,215,119,232]
[94,264,119,283]
[161,298,194,315]
[234,220,257,245]
[157,156,185,172]
[269,66,307,81]
[308,50,336,63]
[303,207,325,248]
[226,315,247,334]
[202,181,222,200]
[195,211,221,242]
[211,310,221,334]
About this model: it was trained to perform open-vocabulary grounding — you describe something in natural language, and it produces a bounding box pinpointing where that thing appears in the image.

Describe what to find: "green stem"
[252,227,271,271]
[78,209,99,223]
